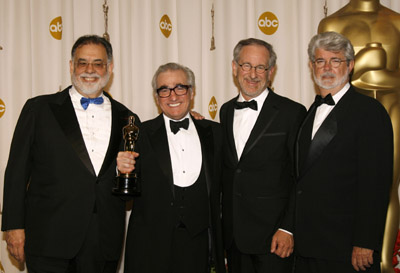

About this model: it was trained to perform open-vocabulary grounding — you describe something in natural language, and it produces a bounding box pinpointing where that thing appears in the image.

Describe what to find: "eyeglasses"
[156,84,191,98]
[75,60,108,70]
[238,62,269,74]
[313,58,347,68]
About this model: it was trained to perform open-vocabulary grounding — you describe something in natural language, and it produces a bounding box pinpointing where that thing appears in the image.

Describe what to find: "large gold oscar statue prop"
[319,1,400,272]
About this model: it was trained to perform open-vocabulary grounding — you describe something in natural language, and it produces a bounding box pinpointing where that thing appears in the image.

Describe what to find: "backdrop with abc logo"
[1,0,400,272]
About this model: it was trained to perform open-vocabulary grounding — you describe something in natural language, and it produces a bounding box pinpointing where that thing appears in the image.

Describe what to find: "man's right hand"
[117,151,139,174]
[190,110,205,120]
[5,229,25,263]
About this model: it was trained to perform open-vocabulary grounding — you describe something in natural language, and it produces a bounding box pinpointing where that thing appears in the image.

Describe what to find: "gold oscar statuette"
[113,116,141,196]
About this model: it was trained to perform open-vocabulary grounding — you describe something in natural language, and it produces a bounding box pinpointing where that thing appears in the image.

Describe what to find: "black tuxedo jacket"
[220,90,306,254]
[124,114,225,273]
[295,87,393,261]
[2,86,138,260]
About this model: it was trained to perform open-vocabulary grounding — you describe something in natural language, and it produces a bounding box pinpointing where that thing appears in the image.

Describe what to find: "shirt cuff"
[278,228,293,236]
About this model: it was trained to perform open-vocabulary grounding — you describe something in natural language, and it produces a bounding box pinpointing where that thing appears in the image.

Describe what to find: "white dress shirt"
[70,87,111,175]
[312,83,350,139]
[233,89,269,159]
[163,114,202,187]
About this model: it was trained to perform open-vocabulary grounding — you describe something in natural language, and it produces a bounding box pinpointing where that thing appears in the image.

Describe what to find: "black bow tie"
[234,100,258,110]
[314,94,335,107]
[170,118,189,134]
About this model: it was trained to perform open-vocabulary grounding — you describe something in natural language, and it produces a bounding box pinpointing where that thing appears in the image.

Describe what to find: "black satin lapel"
[98,99,128,177]
[296,103,317,178]
[193,119,213,196]
[304,111,337,172]
[225,103,239,163]
[49,95,95,176]
[241,96,278,159]
[148,116,175,195]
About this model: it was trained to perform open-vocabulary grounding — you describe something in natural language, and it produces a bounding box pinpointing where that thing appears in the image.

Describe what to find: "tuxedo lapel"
[147,115,175,195]
[49,88,95,176]
[296,103,317,177]
[299,89,356,176]
[303,110,337,172]
[224,101,239,164]
[98,93,128,177]
[241,92,278,159]
[193,118,214,196]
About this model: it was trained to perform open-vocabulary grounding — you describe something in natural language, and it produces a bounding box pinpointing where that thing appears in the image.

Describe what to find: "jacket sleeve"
[280,103,307,232]
[353,101,393,250]
[2,99,36,231]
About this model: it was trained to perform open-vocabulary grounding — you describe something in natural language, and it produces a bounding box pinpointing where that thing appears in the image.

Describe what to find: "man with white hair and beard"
[2,35,139,273]
[294,31,393,273]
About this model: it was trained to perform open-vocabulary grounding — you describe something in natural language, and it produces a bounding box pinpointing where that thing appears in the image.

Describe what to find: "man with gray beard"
[2,35,139,273]
[294,32,393,273]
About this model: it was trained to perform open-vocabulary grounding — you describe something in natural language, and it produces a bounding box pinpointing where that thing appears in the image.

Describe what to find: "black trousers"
[26,214,119,273]
[294,254,381,273]
[226,241,294,273]
[170,226,209,273]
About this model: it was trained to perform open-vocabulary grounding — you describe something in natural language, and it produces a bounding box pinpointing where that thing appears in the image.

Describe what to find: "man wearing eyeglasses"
[294,32,393,273]
[117,62,225,273]
[220,38,306,273]
[2,35,139,273]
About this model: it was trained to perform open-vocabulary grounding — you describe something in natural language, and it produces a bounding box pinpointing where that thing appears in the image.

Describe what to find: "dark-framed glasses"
[238,62,269,74]
[75,60,108,70]
[156,84,191,98]
[313,58,347,68]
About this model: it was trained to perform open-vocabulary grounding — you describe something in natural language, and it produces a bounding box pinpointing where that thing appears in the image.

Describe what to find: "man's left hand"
[352,246,374,271]
[270,230,293,258]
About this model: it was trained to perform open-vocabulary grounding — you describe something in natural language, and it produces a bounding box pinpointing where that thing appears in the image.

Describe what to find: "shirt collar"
[69,86,105,100]
[237,88,269,111]
[163,112,193,133]
[69,86,109,108]
[331,82,350,105]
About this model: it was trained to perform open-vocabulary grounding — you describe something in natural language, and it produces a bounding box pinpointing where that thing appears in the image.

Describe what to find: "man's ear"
[232,60,238,77]
[107,61,114,74]
[69,60,74,75]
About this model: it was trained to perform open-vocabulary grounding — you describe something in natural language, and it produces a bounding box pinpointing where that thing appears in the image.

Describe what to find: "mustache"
[245,76,261,82]
[79,73,101,79]
[320,72,336,78]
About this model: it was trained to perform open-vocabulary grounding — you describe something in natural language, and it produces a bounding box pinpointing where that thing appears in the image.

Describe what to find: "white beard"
[72,72,110,96]
[313,69,349,90]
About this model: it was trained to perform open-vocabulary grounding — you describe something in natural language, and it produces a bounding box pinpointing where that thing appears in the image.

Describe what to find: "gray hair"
[308,31,355,63]
[233,38,277,68]
[151,62,195,92]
